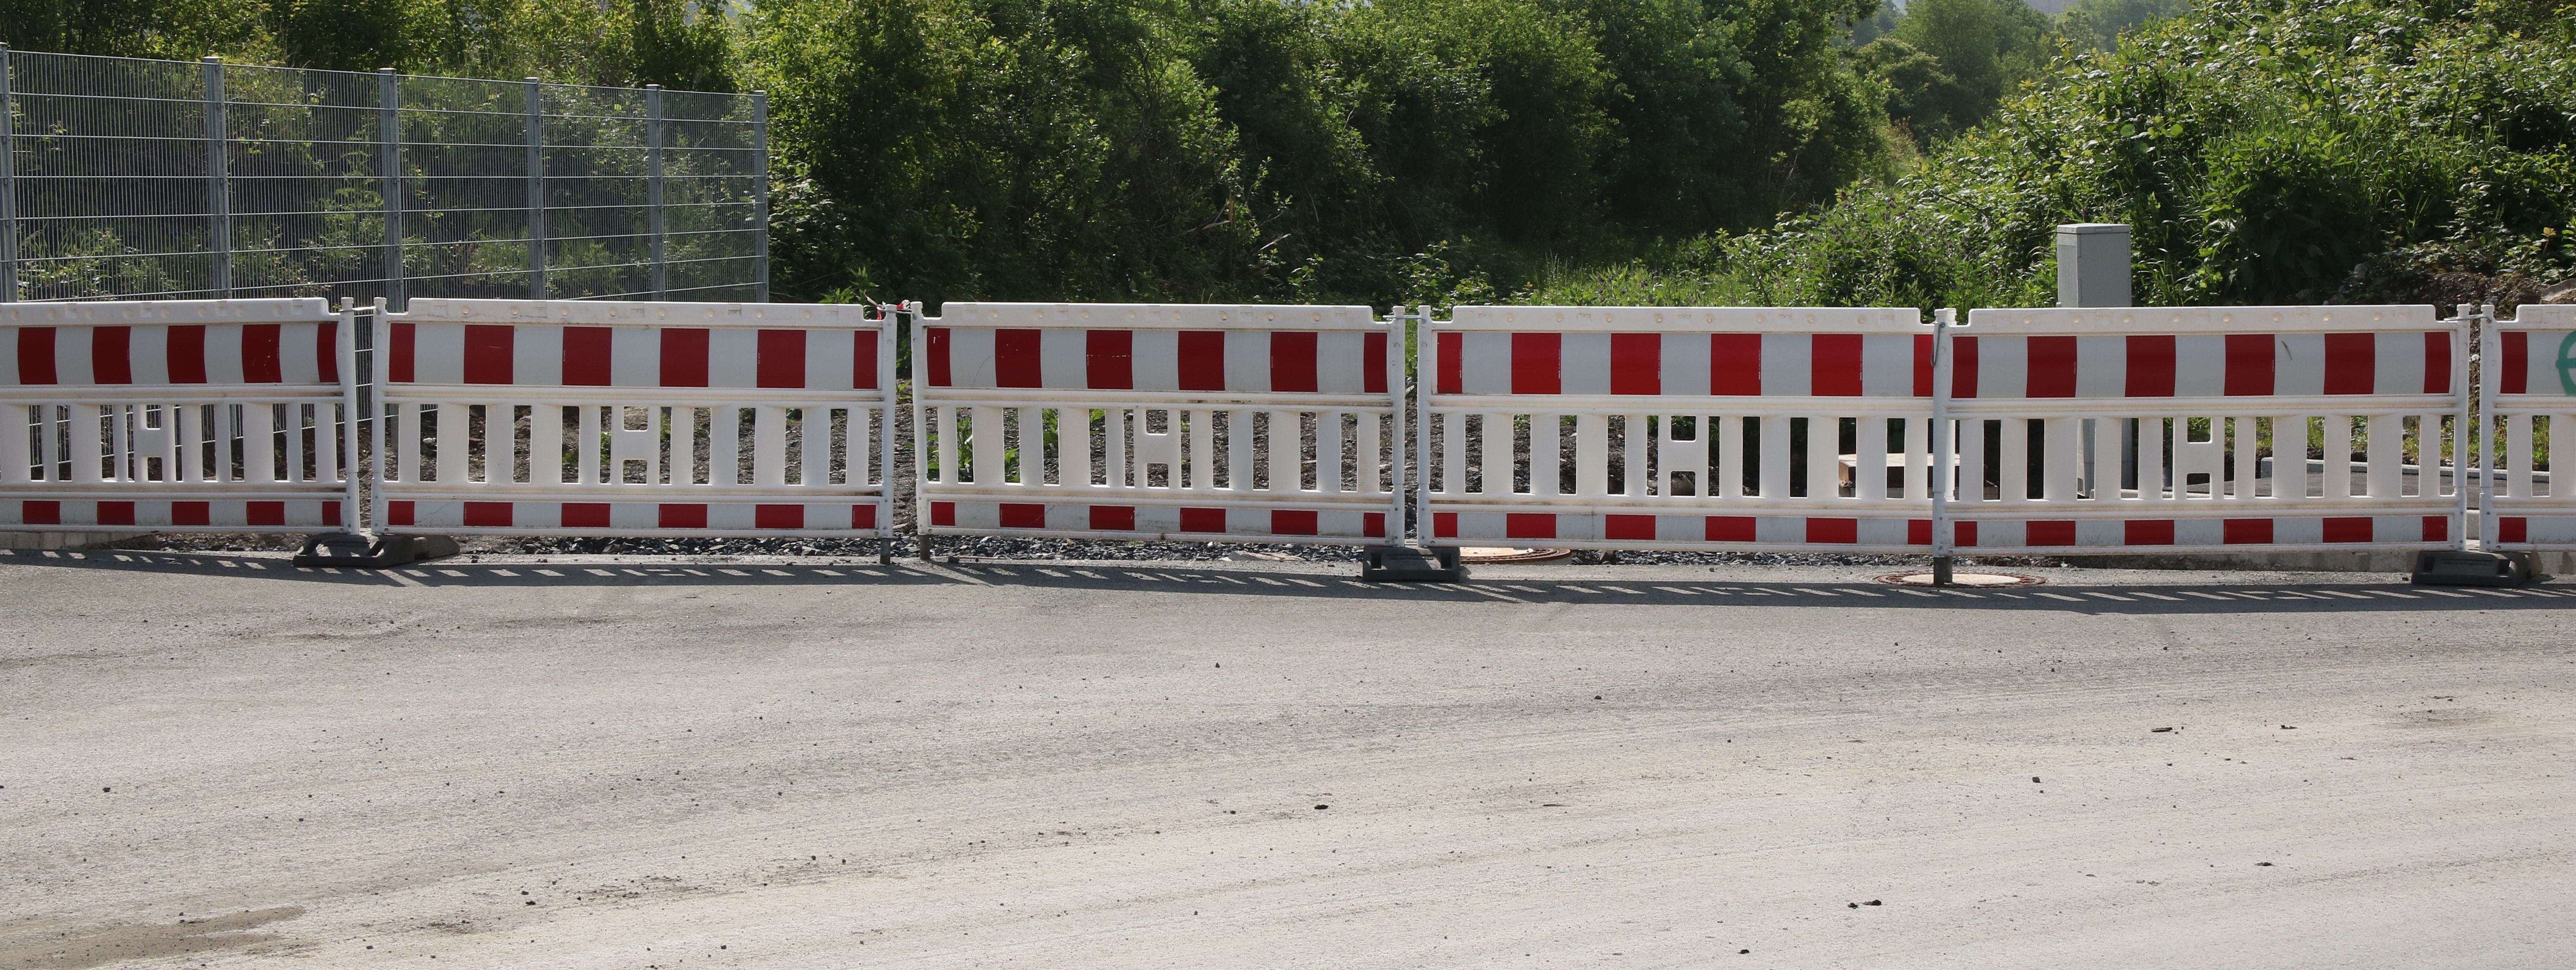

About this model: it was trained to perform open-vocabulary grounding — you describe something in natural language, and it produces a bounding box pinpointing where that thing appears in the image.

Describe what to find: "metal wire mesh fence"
[0,46,766,307]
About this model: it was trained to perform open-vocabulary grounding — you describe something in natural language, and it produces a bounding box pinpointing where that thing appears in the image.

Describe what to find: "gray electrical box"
[2057,224,2132,309]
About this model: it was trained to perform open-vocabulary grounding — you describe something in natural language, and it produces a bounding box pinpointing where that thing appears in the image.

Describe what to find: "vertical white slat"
[2321,415,2351,500]
[1317,409,1345,494]
[315,403,340,486]
[1622,415,1648,498]
[1716,413,1743,499]
[798,406,827,488]
[2271,415,2305,500]
[1188,408,1213,490]
[1105,406,1130,489]
[754,405,788,486]
[2137,417,2165,503]
[1996,418,2029,505]
[2227,416,2254,500]
[1222,409,1250,492]
[1807,416,1842,501]
[1059,407,1091,488]
[1262,409,1296,492]
[706,405,738,486]
[531,404,562,485]
[933,406,960,486]
[241,403,276,485]
[2363,414,2397,498]
[1957,418,1987,505]
[1531,413,1561,498]
[1358,411,1382,495]
[577,405,603,485]
[1903,417,1930,501]
[2041,417,2078,503]
[1438,412,1464,496]
[282,403,305,484]
[65,405,100,485]
[1574,413,1607,498]
[1759,415,1791,500]
[0,405,29,485]
[2507,413,2535,498]
[844,406,866,487]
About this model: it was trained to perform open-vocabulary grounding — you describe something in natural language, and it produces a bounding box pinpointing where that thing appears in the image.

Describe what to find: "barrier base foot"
[1361,546,1464,582]
[293,533,459,569]
[2410,550,2535,587]
[1932,555,1955,587]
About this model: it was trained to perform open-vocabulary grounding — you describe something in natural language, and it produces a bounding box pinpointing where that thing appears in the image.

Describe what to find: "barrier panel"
[1944,306,2466,554]
[1417,306,1937,551]
[372,299,896,540]
[2482,303,2573,550]
[912,303,1403,545]
[2,299,358,532]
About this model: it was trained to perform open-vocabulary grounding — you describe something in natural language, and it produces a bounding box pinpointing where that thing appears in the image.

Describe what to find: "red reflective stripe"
[2422,515,2447,543]
[1913,334,1934,397]
[1807,518,1859,543]
[1364,512,1387,538]
[1272,510,1319,535]
[1086,330,1133,390]
[1433,512,1458,538]
[2499,517,2527,544]
[463,325,514,385]
[1704,516,1755,542]
[1505,512,1556,539]
[317,322,338,384]
[1604,514,1656,540]
[1811,334,1863,396]
[383,501,411,527]
[2125,519,2175,545]
[925,327,952,387]
[1364,332,1388,394]
[246,502,287,526]
[994,329,1042,388]
[1511,333,1561,395]
[2222,518,2272,544]
[2224,334,2274,396]
[241,324,282,383]
[660,329,710,387]
[2423,331,2449,394]
[1610,333,1660,395]
[1954,520,1978,547]
[851,504,877,530]
[1949,336,1978,398]
[2322,517,2373,543]
[1091,506,1136,531]
[1270,332,1318,393]
[98,501,136,526]
[556,327,611,385]
[852,328,879,391]
[322,503,341,527]
[659,503,709,528]
[1436,332,1463,395]
[22,500,61,525]
[2323,333,2374,394]
[929,502,957,527]
[1907,519,1931,545]
[562,503,611,528]
[15,328,55,385]
[1180,507,1225,533]
[1711,334,1760,395]
[2026,521,2076,546]
[2500,331,2526,394]
[999,503,1046,528]
[756,329,807,389]
[2126,335,2175,397]
[755,503,804,529]
[463,502,513,527]
[2026,336,2076,398]
[92,327,132,384]
[1179,331,1225,391]
[170,325,210,384]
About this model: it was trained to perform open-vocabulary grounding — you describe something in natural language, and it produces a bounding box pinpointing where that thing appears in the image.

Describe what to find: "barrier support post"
[1929,307,1957,585]
[902,300,933,563]
[2411,302,2526,585]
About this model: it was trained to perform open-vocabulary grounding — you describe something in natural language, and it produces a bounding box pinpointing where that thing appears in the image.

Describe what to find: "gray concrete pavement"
[2,549,2572,968]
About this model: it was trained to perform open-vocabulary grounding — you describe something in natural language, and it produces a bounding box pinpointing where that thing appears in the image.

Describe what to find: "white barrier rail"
[912,303,1404,545]
[371,299,897,540]
[2,299,358,532]
[1944,306,2467,554]
[1417,306,1936,551]
[2483,303,2574,550]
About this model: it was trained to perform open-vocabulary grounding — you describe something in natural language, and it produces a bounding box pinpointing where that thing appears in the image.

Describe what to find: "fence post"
[1929,307,1957,585]
[525,78,546,299]
[379,68,404,312]
[0,44,17,303]
[647,84,666,300]
[751,90,769,303]
[204,56,231,298]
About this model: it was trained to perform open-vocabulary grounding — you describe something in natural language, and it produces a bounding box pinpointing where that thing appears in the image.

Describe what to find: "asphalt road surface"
[3,549,2571,969]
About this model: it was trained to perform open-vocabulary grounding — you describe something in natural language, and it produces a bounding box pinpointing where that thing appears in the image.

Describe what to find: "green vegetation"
[6,0,2571,312]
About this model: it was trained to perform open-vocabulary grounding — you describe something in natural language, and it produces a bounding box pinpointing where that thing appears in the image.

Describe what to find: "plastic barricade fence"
[912,303,1403,545]
[2,299,358,533]
[1944,306,2465,554]
[2483,303,2574,550]
[1418,306,1937,551]
[372,299,897,539]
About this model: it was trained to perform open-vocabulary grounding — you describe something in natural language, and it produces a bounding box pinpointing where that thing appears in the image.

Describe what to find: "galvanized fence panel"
[0,48,764,307]
[913,303,1404,545]
[1418,306,1937,552]
[2482,303,2572,550]
[1945,306,2467,554]
[371,299,893,537]
[1,298,358,530]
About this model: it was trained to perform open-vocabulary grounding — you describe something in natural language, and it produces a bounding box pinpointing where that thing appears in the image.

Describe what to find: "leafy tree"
[2056,0,2188,51]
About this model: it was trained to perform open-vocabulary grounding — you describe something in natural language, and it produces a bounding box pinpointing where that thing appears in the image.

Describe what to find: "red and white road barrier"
[371,299,897,539]
[2482,303,2573,549]
[1417,306,1937,551]
[1943,306,2467,554]
[912,303,1404,545]
[1,300,358,532]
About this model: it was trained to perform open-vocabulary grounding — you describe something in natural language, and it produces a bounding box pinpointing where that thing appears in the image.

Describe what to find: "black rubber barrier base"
[2410,550,2539,587]
[294,533,461,569]
[1361,546,1464,582]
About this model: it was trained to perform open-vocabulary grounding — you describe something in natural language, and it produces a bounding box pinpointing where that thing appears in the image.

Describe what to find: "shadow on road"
[6,546,2568,615]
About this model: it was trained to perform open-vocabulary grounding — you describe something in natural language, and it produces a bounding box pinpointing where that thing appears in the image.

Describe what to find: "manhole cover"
[1876,570,2044,587]
[1456,547,1574,564]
